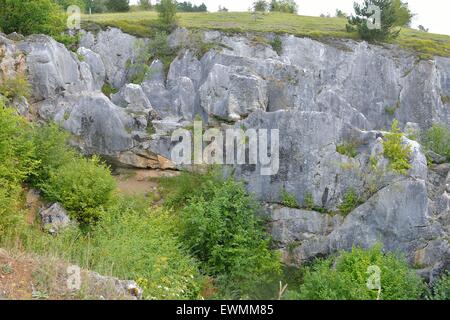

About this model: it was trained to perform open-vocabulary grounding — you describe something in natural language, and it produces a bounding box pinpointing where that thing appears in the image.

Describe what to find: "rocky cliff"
[1,27,449,280]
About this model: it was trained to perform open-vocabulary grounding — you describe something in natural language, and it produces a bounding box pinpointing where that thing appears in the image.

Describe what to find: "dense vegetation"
[0,0,66,36]
[422,124,450,162]
[346,0,413,41]
[383,120,412,174]
[288,246,425,300]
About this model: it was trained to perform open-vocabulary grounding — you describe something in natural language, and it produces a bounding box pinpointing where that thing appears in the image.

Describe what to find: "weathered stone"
[79,28,139,88]
[39,203,71,235]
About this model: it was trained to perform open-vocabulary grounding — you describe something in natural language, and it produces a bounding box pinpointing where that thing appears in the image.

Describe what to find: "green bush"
[0,103,36,241]
[338,189,361,216]
[280,188,299,208]
[28,123,77,187]
[106,0,130,12]
[0,74,31,101]
[156,0,178,31]
[0,0,66,36]
[40,156,116,224]
[23,195,204,300]
[336,142,358,158]
[383,119,412,174]
[87,197,203,299]
[428,272,450,300]
[160,170,222,210]
[169,173,281,296]
[270,35,283,55]
[0,104,36,184]
[346,0,402,42]
[0,179,25,242]
[297,246,425,300]
[101,83,119,97]
[269,0,298,13]
[421,124,450,162]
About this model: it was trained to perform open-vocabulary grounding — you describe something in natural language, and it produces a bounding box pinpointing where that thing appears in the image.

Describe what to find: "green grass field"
[81,11,450,58]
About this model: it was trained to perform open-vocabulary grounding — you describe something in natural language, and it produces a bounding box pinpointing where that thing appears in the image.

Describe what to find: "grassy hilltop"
[82,11,450,58]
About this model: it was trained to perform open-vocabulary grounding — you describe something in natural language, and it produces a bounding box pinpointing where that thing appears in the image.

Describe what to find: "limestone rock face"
[79,28,139,88]
[2,26,450,275]
[39,203,71,235]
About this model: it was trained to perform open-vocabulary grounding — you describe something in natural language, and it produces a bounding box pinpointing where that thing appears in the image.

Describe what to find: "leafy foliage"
[0,103,36,240]
[391,0,413,27]
[0,74,31,101]
[269,0,298,13]
[163,172,281,297]
[338,189,361,216]
[28,124,77,187]
[297,246,425,300]
[39,156,116,224]
[253,0,269,12]
[280,188,299,209]
[383,119,412,174]
[428,272,450,300]
[346,0,402,42]
[336,142,358,158]
[0,0,66,36]
[421,124,450,162]
[177,1,207,12]
[156,0,178,31]
[270,35,283,54]
[105,0,130,12]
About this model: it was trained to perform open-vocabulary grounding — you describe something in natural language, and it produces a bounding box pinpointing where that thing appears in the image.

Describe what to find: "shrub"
[156,0,178,31]
[40,156,116,224]
[101,83,118,97]
[392,0,413,27]
[336,142,358,158]
[28,123,77,187]
[338,189,361,216]
[298,246,425,300]
[253,0,269,12]
[150,32,179,71]
[88,197,203,299]
[0,74,31,101]
[160,170,222,210]
[280,188,299,208]
[23,196,204,300]
[303,192,315,210]
[173,174,281,296]
[0,103,36,241]
[269,0,298,13]
[428,272,450,300]
[0,0,66,36]
[421,124,450,162]
[0,104,36,184]
[346,0,401,42]
[0,180,25,242]
[270,35,283,55]
[105,0,130,12]
[383,119,412,174]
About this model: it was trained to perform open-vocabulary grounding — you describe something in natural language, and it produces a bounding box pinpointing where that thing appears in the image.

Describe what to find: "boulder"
[39,203,71,235]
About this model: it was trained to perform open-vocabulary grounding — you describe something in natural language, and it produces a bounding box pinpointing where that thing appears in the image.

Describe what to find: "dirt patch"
[114,169,179,198]
[0,249,140,300]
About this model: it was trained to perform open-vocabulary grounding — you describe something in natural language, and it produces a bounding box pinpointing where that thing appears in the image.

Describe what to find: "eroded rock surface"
[1,27,449,274]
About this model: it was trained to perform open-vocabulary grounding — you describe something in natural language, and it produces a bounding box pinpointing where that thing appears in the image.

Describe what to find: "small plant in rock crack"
[382,120,412,175]
[280,188,300,208]
[338,189,361,216]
